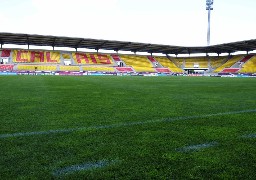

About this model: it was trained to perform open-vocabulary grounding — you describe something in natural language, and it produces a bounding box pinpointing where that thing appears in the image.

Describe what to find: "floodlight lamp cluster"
[206,0,214,10]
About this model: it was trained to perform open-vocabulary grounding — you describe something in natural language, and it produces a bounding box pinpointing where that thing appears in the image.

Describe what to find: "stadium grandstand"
[0,32,256,76]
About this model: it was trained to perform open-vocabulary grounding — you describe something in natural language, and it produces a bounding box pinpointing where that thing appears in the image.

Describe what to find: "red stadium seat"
[1,50,11,57]
[115,67,134,72]
[221,68,240,73]
[240,55,253,63]
[155,68,171,73]
[147,56,157,63]
[111,54,121,61]
[0,64,14,71]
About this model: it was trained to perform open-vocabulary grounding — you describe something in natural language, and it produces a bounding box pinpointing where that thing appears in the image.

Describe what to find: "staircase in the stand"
[147,56,162,68]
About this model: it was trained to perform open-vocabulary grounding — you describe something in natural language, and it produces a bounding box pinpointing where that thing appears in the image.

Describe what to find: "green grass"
[0,76,256,179]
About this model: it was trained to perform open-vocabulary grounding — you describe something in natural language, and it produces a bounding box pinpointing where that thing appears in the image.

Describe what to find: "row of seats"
[0,64,14,71]
[16,65,116,72]
[12,50,61,63]
[210,56,228,68]
[147,56,157,63]
[72,53,113,65]
[239,56,256,73]
[214,55,244,72]
[174,57,208,68]
[120,55,155,72]
[222,68,240,73]
[115,67,134,72]
[82,66,115,72]
[17,65,57,71]
[155,56,183,73]
[240,55,254,63]
[59,66,80,71]
[0,50,11,57]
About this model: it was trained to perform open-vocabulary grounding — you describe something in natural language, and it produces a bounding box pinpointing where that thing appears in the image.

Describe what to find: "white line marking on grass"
[241,134,256,138]
[1,109,256,139]
[52,160,114,176]
[176,142,218,152]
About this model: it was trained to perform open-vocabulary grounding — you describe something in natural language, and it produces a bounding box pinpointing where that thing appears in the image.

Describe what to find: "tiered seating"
[239,56,256,73]
[1,49,11,57]
[172,58,183,67]
[72,53,113,65]
[155,68,171,73]
[147,56,157,63]
[0,64,14,71]
[5,48,256,74]
[154,56,183,73]
[59,66,80,71]
[214,55,243,73]
[210,56,228,69]
[133,67,156,72]
[62,53,71,59]
[120,55,155,72]
[115,67,134,72]
[82,66,115,72]
[221,68,240,73]
[183,57,208,68]
[17,65,57,71]
[111,54,121,61]
[185,61,195,68]
[12,50,60,63]
[240,55,253,63]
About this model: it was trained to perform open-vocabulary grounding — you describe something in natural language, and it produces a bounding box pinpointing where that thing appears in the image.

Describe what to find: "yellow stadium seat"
[62,53,71,59]
[155,56,183,73]
[210,56,228,68]
[59,66,80,71]
[239,56,256,73]
[174,57,209,68]
[12,50,60,63]
[120,55,155,72]
[17,65,57,71]
[82,66,115,72]
[214,55,243,73]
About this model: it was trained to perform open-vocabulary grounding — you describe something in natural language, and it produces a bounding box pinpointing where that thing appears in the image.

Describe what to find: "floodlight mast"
[206,0,213,46]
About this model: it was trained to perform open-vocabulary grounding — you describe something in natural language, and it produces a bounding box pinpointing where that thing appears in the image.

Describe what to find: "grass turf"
[0,76,256,179]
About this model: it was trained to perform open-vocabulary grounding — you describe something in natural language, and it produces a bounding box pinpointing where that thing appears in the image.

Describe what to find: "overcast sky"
[1,0,256,47]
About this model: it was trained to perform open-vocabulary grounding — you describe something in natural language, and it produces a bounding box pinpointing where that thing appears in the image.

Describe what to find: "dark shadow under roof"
[0,32,256,55]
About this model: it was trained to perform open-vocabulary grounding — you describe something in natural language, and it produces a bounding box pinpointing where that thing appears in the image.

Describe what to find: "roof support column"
[26,35,30,50]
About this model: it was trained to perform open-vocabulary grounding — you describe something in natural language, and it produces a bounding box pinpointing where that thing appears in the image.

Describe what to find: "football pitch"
[1,76,256,179]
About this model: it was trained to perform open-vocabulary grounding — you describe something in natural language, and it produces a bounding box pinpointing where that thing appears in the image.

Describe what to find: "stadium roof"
[0,32,256,55]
